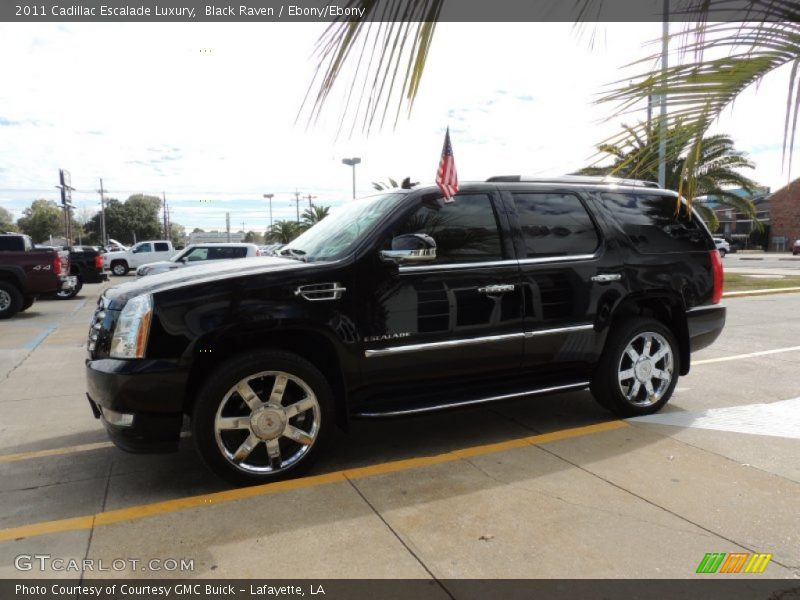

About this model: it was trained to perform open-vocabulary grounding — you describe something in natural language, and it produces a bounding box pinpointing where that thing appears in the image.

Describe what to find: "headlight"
[110,293,153,358]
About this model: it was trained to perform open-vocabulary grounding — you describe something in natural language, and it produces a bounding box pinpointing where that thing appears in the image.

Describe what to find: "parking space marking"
[0,420,627,542]
[0,441,114,463]
[694,345,800,365]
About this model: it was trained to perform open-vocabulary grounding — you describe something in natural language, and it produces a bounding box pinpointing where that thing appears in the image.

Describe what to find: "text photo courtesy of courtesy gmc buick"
[85,176,726,485]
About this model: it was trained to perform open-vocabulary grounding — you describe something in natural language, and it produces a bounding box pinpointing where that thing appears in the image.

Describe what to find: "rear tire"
[718,249,727,258]
[192,350,334,486]
[0,281,23,319]
[591,317,680,417]
[54,279,82,300]
[111,261,129,276]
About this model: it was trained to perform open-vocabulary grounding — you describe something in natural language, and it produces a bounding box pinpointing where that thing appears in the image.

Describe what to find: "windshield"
[282,193,405,262]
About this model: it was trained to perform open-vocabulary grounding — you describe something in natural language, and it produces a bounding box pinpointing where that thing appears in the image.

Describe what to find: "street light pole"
[263,193,274,229]
[658,0,669,189]
[342,157,361,199]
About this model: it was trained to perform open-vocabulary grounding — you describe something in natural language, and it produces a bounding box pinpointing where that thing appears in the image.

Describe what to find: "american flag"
[435,127,458,203]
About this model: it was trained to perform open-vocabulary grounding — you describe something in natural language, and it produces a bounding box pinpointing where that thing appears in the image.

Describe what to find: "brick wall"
[768,178,800,250]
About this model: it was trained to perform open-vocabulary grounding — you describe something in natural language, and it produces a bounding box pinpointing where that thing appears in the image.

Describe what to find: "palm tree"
[575,122,761,231]
[266,220,301,244]
[301,205,331,227]
[302,2,799,204]
[372,178,399,191]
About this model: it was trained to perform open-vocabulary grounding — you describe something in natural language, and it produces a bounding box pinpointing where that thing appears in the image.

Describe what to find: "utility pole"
[292,190,302,222]
[97,178,107,247]
[658,0,669,189]
[58,169,74,245]
[241,221,246,239]
[225,212,231,242]
[263,193,274,229]
[305,193,317,209]
[162,192,168,239]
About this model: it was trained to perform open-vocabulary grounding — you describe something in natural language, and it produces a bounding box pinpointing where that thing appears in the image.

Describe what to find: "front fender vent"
[294,282,346,302]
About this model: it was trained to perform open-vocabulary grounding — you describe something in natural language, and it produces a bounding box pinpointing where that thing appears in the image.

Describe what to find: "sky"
[0,21,796,234]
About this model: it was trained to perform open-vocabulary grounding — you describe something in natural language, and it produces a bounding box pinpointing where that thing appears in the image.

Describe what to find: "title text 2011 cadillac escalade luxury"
[85,176,726,485]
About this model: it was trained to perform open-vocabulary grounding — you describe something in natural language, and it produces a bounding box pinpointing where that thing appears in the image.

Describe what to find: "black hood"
[103,257,319,308]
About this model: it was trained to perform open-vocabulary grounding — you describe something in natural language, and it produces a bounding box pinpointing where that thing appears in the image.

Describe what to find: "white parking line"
[694,345,800,365]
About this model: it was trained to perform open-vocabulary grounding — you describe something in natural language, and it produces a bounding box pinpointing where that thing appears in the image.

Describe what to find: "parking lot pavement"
[724,252,800,275]
[0,281,798,579]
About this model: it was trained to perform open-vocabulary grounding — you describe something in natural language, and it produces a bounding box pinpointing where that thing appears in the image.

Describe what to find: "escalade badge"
[364,332,411,343]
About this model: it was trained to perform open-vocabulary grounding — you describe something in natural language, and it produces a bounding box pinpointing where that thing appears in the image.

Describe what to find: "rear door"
[153,241,173,261]
[504,189,612,381]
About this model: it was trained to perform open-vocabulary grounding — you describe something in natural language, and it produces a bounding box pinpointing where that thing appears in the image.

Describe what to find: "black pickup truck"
[36,245,109,299]
[86,176,726,485]
[0,234,76,318]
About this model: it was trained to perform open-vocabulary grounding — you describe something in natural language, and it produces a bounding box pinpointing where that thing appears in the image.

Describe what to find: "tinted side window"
[136,243,152,253]
[511,193,599,257]
[209,246,247,259]
[154,242,170,252]
[601,192,708,253]
[393,193,503,263]
[0,237,23,251]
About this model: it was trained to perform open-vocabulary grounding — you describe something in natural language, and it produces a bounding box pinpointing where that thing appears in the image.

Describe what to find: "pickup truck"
[0,233,76,318]
[37,244,109,299]
[104,240,176,276]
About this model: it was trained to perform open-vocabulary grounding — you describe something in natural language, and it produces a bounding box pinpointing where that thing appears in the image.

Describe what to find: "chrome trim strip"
[517,254,597,266]
[364,332,524,357]
[354,381,591,418]
[399,253,600,273]
[524,324,594,338]
[400,259,516,272]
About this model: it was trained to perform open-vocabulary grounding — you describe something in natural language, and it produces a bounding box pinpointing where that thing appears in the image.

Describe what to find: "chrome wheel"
[617,331,674,407]
[112,264,126,276]
[0,290,10,312]
[213,371,321,475]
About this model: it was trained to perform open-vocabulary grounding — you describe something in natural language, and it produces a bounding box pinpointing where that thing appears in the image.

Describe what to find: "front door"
[358,190,524,401]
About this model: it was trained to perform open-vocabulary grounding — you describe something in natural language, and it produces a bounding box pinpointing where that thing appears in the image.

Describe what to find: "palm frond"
[299,0,441,135]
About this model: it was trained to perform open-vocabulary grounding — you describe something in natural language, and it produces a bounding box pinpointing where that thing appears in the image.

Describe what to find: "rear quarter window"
[600,192,711,253]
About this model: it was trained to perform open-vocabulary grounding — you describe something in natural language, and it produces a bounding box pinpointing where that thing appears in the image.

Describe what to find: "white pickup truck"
[105,240,176,276]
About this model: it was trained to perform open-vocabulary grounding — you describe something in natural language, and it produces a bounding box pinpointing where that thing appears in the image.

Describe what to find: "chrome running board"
[352,381,591,418]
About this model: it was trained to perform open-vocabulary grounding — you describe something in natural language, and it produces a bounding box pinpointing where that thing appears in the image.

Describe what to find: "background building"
[766,178,800,251]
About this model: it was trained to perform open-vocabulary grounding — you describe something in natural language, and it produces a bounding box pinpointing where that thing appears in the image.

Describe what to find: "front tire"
[591,317,680,417]
[111,261,129,276]
[192,350,334,486]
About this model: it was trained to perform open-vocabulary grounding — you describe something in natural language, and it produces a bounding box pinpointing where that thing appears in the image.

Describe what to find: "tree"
[575,122,761,231]
[84,194,162,244]
[301,205,330,227]
[169,223,186,247]
[244,230,263,244]
[17,199,64,243]
[0,206,16,232]
[303,1,798,204]
[372,177,399,191]
[266,220,302,244]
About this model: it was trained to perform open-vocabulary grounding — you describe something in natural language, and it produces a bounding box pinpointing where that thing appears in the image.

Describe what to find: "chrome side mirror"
[380,233,437,264]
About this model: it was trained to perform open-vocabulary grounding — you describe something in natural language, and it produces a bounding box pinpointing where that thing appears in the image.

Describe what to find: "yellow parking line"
[0,420,627,542]
[0,441,115,463]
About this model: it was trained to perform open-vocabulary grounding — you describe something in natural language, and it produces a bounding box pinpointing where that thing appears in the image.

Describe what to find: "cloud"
[0,117,21,126]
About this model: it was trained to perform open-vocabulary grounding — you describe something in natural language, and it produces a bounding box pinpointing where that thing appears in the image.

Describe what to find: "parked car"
[793,239,800,256]
[36,244,108,299]
[85,176,726,485]
[136,243,261,277]
[104,240,175,276]
[259,243,286,256]
[0,234,76,318]
[712,237,730,257]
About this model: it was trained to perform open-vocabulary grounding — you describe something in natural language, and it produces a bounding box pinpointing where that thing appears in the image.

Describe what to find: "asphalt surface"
[724,252,800,276]
[0,277,798,580]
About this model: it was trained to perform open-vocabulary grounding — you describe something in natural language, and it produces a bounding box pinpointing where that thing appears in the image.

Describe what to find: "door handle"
[478,284,515,294]
[591,273,622,283]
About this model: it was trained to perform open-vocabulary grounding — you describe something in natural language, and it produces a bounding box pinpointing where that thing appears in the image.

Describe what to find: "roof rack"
[486,175,661,188]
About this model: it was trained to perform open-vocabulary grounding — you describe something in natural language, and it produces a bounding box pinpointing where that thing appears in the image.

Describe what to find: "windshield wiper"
[279,247,307,262]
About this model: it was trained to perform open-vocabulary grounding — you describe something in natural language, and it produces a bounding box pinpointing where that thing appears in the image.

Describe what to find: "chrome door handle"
[591,273,622,283]
[478,284,515,294]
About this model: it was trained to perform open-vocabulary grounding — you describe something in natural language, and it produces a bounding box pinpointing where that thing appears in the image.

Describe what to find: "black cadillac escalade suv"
[85,176,726,485]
